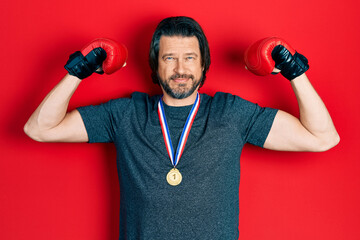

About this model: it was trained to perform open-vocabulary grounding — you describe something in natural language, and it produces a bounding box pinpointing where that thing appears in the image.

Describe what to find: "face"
[157,36,203,100]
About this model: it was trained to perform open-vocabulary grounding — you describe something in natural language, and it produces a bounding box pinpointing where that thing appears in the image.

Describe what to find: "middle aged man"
[24,16,339,240]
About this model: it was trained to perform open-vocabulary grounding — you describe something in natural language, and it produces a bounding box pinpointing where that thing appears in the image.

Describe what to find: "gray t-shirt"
[77,92,278,240]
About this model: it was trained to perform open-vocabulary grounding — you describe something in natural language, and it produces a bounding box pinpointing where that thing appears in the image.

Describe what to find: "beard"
[158,73,203,99]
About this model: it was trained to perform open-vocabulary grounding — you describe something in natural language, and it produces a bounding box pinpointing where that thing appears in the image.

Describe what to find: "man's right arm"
[24,74,89,142]
[24,38,128,143]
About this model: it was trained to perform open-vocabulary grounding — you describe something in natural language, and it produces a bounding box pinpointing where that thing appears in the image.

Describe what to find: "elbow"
[315,131,340,152]
[24,122,46,142]
[329,132,341,150]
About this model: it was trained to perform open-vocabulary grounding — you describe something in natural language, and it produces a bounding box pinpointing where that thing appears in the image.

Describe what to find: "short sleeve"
[212,92,278,148]
[77,98,130,143]
[244,104,278,147]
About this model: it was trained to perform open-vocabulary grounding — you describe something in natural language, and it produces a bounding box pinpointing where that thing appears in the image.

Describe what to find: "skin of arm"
[24,74,89,142]
[263,73,340,152]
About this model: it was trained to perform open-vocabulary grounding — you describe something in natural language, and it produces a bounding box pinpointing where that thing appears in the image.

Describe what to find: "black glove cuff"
[271,45,309,81]
[281,52,309,80]
[64,48,107,79]
[64,51,93,79]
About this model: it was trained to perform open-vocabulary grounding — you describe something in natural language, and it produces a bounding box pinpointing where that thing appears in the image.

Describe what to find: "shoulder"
[203,92,257,111]
[104,92,161,110]
[130,92,161,103]
[203,91,277,122]
[129,92,161,112]
[78,92,160,118]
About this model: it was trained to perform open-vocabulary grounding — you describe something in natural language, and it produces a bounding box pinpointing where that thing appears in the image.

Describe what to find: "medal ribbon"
[158,93,201,167]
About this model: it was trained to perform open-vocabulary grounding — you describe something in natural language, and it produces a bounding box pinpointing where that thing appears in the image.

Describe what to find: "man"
[24,16,339,239]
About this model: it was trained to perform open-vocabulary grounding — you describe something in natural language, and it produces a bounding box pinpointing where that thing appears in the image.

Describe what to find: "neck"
[162,91,199,106]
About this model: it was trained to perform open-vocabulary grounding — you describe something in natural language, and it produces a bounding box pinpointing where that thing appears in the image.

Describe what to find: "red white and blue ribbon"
[158,93,201,167]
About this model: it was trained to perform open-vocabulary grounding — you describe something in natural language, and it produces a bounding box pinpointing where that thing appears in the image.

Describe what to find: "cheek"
[159,70,173,83]
[190,63,203,76]
[157,63,168,77]
[159,63,178,78]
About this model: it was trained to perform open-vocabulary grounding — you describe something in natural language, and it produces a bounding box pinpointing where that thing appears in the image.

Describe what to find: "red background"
[1,0,359,239]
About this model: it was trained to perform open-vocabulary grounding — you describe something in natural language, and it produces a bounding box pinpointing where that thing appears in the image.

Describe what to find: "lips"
[173,78,188,83]
[170,74,194,82]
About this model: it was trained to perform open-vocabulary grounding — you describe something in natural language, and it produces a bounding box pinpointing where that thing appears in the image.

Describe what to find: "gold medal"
[159,94,200,187]
[166,168,182,186]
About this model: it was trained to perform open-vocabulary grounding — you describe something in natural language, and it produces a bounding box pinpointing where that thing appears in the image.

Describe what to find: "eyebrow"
[161,52,199,58]
[185,52,199,57]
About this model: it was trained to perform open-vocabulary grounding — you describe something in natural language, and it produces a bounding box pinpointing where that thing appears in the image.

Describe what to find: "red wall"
[1,0,359,239]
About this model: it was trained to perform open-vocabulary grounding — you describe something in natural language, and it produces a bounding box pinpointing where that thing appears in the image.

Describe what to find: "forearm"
[291,73,340,148]
[24,74,81,139]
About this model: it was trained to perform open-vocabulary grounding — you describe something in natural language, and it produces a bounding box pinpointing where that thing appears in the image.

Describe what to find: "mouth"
[173,78,189,83]
[170,74,193,83]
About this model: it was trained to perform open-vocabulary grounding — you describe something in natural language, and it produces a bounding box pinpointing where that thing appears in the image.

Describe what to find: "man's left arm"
[244,37,340,152]
[264,73,340,151]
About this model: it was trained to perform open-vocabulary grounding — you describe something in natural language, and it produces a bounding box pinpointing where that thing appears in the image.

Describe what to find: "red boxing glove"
[244,37,296,76]
[81,38,128,74]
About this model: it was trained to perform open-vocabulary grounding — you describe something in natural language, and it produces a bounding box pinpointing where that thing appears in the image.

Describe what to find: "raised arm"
[244,37,339,152]
[24,74,87,142]
[24,38,127,142]
[264,73,339,151]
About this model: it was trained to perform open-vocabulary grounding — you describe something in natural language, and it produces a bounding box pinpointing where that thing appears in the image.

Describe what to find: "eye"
[164,56,175,62]
[186,56,196,61]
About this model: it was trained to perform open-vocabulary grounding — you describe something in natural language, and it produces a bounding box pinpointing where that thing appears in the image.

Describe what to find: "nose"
[174,59,186,75]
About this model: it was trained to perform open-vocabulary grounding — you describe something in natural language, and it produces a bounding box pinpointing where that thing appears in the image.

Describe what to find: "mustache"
[169,74,194,80]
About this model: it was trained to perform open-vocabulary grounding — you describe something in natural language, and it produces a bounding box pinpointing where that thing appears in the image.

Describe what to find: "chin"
[168,90,194,99]
[159,75,202,99]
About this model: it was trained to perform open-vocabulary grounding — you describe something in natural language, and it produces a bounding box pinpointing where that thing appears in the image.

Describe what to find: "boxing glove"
[244,37,309,80]
[65,38,128,79]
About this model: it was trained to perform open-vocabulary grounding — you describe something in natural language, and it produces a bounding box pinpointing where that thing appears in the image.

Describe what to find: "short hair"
[149,16,211,87]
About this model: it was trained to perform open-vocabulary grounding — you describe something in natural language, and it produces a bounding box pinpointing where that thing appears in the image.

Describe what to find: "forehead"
[158,36,200,55]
